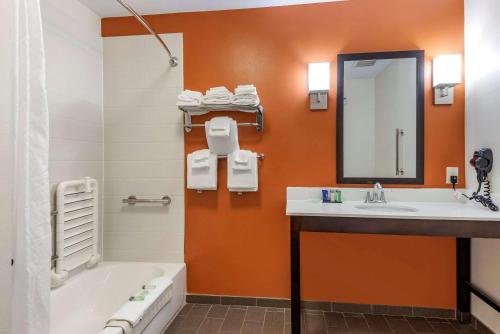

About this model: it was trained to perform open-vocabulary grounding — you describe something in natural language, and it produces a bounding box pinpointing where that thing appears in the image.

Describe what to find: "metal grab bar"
[122,195,172,206]
[396,128,405,176]
[115,0,178,67]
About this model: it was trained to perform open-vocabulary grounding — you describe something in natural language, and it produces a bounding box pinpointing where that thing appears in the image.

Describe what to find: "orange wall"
[102,0,465,308]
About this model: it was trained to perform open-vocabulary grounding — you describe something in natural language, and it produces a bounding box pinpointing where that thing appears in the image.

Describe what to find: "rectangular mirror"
[337,50,424,184]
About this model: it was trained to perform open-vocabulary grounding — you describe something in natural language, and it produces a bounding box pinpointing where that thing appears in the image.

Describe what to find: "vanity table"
[287,189,500,334]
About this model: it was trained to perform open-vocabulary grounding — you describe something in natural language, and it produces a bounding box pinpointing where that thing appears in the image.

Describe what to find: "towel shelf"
[179,104,264,133]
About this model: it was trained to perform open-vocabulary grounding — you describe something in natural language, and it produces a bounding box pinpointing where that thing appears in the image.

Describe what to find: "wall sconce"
[308,62,330,110]
[433,54,462,105]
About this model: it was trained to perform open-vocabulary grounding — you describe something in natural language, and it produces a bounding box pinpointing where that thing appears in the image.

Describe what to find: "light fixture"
[433,54,462,105]
[308,62,330,110]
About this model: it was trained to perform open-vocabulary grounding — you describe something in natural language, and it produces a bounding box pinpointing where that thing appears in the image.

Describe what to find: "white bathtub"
[50,262,186,334]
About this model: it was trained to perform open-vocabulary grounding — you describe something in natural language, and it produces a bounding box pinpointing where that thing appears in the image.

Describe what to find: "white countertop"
[286,187,500,221]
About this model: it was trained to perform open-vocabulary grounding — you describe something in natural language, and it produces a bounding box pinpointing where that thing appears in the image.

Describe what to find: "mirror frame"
[336,50,425,185]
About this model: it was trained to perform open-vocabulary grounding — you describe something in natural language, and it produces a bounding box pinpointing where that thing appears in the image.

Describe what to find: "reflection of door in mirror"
[343,58,417,178]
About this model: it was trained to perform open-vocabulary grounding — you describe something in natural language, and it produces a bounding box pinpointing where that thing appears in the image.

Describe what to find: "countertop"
[286,187,500,221]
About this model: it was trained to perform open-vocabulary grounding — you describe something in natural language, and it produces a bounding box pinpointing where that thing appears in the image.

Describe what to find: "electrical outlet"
[446,167,459,184]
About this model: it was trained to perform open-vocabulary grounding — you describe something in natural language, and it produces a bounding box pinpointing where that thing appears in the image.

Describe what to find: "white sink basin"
[355,204,419,213]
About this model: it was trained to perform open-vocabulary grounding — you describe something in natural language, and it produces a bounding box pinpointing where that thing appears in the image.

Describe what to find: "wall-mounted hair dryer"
[462,148,498,211]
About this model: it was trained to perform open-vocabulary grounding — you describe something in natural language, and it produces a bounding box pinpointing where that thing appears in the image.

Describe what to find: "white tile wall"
[42,0,103,253]
[103,34,184,262]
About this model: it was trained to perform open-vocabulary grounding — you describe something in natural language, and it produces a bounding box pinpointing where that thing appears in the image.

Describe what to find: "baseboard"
[186,294,456,319]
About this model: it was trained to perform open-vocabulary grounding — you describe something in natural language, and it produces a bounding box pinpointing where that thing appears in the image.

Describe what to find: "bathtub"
[50,262,186,334]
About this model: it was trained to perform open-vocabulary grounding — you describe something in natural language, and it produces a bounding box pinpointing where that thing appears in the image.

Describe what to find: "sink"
[355,204,419,213]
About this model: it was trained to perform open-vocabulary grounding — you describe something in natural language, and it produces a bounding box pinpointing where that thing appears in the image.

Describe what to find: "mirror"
[337,50,424,184]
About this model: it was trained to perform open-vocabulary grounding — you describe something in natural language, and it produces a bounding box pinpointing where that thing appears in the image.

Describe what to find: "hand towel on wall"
[187,149,218,190]
[176,90,203,106]
[202,86,233,105]
[205,117,239,155]
[227,150,258,192]
[231,84,260,106]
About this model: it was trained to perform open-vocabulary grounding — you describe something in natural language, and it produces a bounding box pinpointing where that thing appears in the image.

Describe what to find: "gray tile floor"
[164,304,480,334]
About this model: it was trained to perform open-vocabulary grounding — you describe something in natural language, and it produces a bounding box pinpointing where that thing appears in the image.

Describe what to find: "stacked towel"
[187,149,218,190]
[104,277,173,334]
[176,90,203,107]
[202,86,233,105]
[231,84,260,106]
[227,150,258,192]
[205,117,240,155]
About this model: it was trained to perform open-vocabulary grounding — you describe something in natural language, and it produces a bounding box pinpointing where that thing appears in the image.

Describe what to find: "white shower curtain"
[11,0,51,333]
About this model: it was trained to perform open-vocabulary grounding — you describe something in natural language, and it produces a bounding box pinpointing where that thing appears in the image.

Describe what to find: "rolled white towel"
[108,277,173,328]
[102,320,133,334]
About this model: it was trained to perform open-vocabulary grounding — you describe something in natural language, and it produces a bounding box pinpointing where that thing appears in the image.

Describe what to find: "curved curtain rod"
[115,0,179,67]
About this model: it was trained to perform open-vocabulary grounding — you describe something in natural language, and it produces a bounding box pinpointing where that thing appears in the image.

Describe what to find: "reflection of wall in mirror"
[344,78,375,177]
[344,58,416,178]
[374,59,416,178]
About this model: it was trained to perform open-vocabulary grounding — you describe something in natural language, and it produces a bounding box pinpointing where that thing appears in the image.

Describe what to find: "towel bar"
[218,153,264,160]
[122,195,172,206]
[180,104,264,133]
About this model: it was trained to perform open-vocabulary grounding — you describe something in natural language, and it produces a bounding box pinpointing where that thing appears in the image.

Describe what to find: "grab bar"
[122,195,172,206]
[396,128,404,176]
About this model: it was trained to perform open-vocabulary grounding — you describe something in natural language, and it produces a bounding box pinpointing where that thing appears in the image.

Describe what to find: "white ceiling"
[79,0,342,18]
[345,60,393,80]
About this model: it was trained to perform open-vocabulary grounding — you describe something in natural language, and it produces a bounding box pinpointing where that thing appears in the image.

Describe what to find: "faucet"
[363,182,387,204]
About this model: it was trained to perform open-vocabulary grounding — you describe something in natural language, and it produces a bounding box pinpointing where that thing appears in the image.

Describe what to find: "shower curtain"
[11,0,51,333]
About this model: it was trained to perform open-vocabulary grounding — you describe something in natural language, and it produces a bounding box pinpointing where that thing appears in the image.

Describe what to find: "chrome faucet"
[363,182,387,204]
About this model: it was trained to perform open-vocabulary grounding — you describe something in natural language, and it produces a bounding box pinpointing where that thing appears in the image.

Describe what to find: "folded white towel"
[108,277,173,330]
[232,150,251,170]
[187,149,218,190]
[208,117,231,137]
[205,117,239,155]
[231,94,260,106]
[228,150,258,192]
[235,84,257,95]
[177,90,203,107]
[191,149,211,169]
[202,86,233,105]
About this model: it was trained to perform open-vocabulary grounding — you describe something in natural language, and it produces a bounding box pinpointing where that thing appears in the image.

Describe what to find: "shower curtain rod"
[115,0,179,67]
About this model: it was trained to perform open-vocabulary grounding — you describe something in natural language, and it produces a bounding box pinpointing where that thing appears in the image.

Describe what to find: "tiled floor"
[164,303,480,334]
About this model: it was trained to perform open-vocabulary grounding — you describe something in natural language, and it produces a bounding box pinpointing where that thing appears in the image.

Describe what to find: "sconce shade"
[433,54,462,88]
[308,62,330,91]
